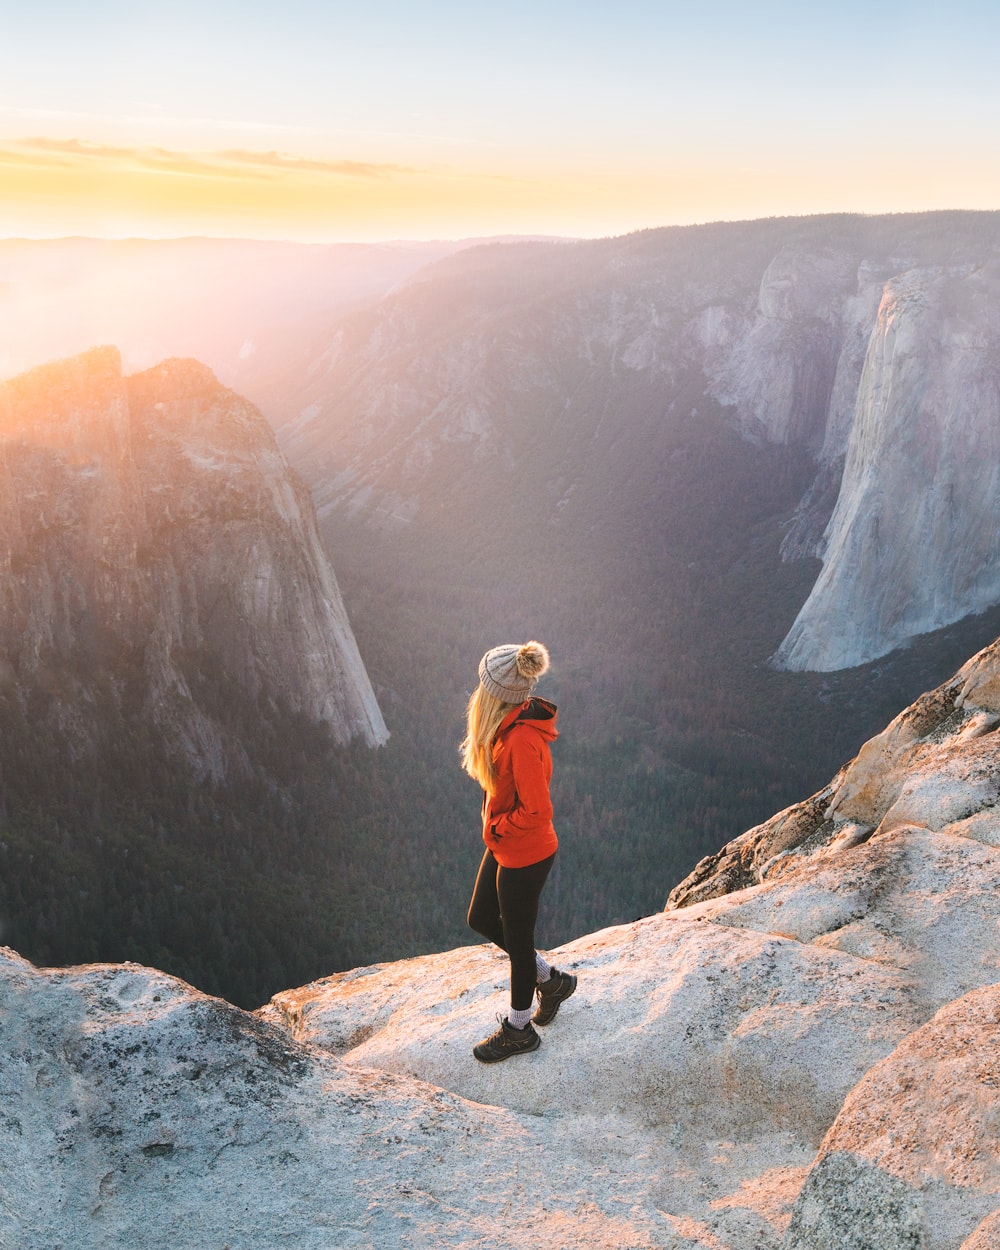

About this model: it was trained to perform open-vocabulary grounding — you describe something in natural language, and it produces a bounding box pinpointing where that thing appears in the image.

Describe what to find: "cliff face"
[4,632,1000,1248]
[700,243,875,455]
[0,348,387,779]
[773,262,1000,670]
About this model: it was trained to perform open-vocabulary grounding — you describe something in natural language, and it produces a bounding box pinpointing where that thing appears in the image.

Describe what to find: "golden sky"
[2,2,998,241]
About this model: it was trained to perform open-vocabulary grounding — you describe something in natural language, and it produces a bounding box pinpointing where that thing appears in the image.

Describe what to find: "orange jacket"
[482,697,559,868]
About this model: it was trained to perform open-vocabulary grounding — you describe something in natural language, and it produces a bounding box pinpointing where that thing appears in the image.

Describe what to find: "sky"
[1,0,999,242]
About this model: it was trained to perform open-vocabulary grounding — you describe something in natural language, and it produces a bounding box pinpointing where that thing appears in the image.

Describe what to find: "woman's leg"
[497,854,555,1011]
[467,848,506,949]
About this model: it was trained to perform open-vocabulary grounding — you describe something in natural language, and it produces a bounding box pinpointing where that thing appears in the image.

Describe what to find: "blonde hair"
[460,683,518,795]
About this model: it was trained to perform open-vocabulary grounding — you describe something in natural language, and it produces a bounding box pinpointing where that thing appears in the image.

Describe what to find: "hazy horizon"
[7,206,1000,249]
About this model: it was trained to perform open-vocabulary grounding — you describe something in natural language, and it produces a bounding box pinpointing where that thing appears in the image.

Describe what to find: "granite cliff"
[773,261,1000,670]
[0,347,387,780]
[4,634,1000,1248]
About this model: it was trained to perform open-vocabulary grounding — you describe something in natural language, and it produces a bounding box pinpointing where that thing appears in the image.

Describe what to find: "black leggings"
[467,848,556,1011]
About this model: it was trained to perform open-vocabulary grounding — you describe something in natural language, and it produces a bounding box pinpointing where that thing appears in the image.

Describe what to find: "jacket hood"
[499,696,559,742]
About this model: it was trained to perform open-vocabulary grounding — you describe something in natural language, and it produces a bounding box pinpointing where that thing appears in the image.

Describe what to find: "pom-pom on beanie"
[478,640,550,704]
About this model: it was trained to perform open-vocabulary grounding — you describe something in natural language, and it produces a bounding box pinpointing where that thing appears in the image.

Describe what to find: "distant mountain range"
[8,217,998,675]
[272,211,1000,674]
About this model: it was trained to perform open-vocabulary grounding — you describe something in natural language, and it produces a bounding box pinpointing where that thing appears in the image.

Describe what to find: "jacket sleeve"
[490,729,552,840]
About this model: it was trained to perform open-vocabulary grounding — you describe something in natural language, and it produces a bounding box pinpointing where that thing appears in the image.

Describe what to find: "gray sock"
[508,1005,533,1030]
[535,953,552,983]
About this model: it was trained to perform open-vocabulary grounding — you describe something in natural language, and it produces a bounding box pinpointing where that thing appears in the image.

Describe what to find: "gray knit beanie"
[478,640,550,704]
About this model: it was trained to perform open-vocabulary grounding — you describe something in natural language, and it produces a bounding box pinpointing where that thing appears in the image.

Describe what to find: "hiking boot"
[473,1016,541,1063]
[533,967,577,1026]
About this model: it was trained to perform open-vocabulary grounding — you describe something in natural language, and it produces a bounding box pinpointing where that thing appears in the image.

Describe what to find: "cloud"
[0,145,76,169]
[0,137,416,181]
[217,149,415,178]
[17,137,140,161]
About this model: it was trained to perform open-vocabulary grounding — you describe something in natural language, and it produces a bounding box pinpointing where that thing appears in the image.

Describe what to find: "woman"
[461,639,577,1063]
